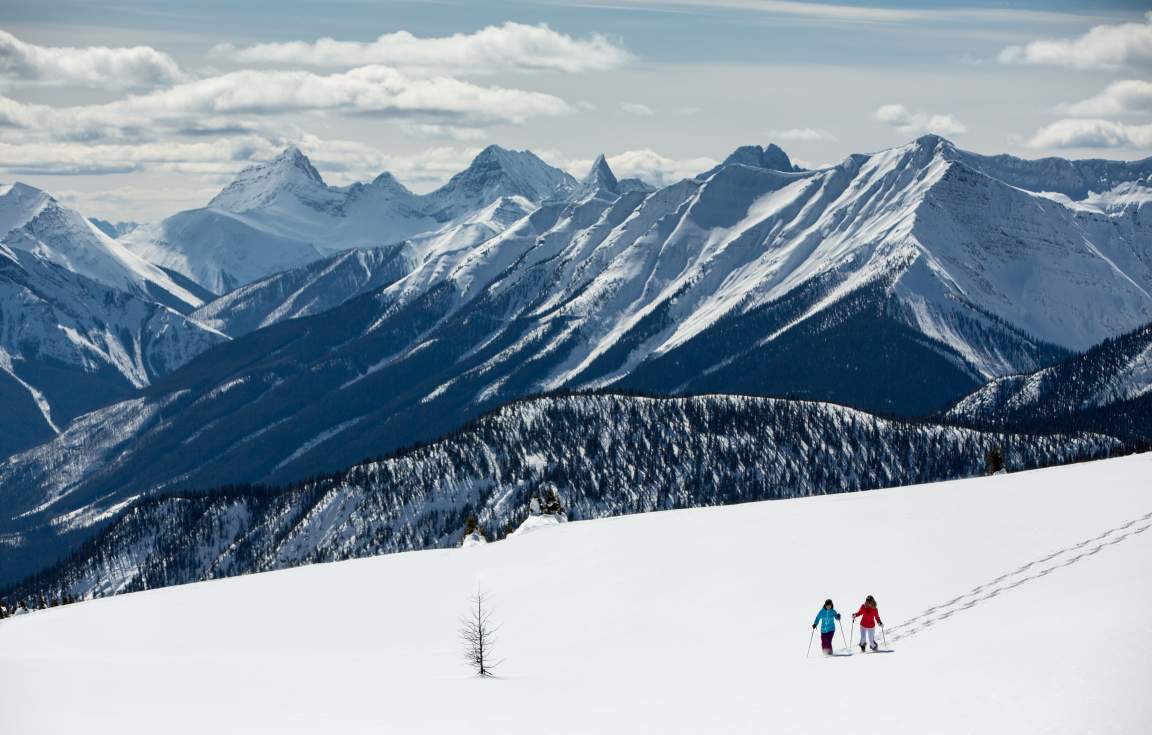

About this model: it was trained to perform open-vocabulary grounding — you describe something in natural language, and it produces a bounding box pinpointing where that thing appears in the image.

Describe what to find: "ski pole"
[840,622,848,654]
[806,627,815,658]
[849,618,855,653]
[881,624,888,649]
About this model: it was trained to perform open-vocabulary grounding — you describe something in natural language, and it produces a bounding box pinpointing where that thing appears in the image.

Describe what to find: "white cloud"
[215,22,631,75]
[0,29,183,88]
[568,149,717,186]
[620,102,654,116]
[0,137,279,176]
[396,123,490,142]
[999,12,1152,70]
[1026,118,1152,149]
[54,184,223,222]
[765,127,836,142]
[873,104,967,136]
[0,132,491,201]
[126,67,574,123]
[0,66,576,147]
[560,0,1090,25]
[1058,80,1152,117]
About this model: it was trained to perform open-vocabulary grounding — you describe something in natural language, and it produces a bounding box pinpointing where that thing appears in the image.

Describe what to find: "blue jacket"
[814,607,840,633]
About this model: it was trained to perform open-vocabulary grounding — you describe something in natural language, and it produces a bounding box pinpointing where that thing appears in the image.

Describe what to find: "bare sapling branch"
[460,587,500,677]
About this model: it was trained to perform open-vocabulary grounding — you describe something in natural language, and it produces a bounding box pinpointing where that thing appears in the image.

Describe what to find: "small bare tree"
[460,588,499,677]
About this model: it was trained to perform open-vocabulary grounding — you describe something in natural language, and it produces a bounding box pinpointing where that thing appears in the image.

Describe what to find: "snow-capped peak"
[0,181,204,311]
[0,182,54,234]
[368,171,412,196]
[733,143,794,170]
[700,143,797,179]
[911,133,957,154]
[576,154,619,200]
[208,146,333,213]
[422,144,577,221]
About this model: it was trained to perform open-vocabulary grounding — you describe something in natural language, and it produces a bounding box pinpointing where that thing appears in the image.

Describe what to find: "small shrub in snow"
[460,589,500,678]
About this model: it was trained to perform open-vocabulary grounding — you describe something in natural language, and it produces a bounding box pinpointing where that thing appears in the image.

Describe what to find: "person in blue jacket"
[812,599,842,655]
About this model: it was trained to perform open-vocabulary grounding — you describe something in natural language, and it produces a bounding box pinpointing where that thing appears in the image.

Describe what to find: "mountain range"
[120,145,577,294]
[1,136,1150,591]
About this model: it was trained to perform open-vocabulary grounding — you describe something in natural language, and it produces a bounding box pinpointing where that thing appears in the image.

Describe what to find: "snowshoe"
[859,642,866,652]
[870,643,878,651]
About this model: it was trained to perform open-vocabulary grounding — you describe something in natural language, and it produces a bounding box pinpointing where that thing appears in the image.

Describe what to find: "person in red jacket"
[852,595,883,652]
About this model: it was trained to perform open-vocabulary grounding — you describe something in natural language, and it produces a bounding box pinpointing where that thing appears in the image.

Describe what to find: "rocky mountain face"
[1,393,1117,598]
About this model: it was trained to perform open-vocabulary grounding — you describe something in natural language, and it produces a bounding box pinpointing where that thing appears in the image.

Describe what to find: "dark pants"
[820,630,834,652]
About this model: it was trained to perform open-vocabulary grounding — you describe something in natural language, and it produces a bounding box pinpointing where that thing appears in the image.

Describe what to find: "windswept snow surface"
[2,454,1149,734]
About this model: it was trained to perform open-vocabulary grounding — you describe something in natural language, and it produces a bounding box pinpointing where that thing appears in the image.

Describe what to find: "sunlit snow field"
[2,454,1149,734]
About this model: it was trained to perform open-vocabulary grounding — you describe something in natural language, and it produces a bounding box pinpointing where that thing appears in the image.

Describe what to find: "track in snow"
[888,508,1152,643]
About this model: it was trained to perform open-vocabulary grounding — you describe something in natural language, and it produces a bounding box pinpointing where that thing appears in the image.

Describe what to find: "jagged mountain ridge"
[1,392,1118,598]
[3,136,1150,586]
[122,145,577,294]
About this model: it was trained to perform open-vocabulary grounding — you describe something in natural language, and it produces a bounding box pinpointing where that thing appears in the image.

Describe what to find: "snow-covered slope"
[0,227,227,459]
[190,245,412,336]
[947,321,1152,442]
[0,183,204,312]
[88,219,138,239]
[191,193,536,336]
[2,454,1148,735]
[122,145,575,294]
[0,392,1114,594]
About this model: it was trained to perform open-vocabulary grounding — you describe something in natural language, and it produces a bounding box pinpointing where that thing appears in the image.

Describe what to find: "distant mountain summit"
[208,145,337,214]
[576,154,620,200]
[0,183,203,312]
[722,143,798,171]
[123,145,576,294]
[700,143,800,179]
[422,145,576,220]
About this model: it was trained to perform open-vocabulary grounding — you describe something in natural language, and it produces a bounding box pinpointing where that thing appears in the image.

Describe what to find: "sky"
[1,0,1150,221]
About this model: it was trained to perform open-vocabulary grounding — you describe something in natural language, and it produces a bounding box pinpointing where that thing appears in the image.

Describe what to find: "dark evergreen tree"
[985,446,1005,475]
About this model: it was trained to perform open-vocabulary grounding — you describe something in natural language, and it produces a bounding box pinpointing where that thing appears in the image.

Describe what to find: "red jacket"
[854,604,882,628]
